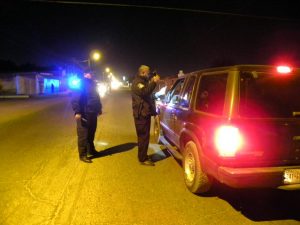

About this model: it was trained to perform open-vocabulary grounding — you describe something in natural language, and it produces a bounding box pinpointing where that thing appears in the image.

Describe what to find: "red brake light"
[277,66,292,74]
[214,125,243,157]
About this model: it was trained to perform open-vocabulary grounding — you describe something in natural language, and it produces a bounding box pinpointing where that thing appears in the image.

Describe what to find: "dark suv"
[154,65,300,194]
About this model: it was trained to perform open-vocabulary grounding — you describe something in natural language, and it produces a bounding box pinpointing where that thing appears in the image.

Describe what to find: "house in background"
[0,72,67,95]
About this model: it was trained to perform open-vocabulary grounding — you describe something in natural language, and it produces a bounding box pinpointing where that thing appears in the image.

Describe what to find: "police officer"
[131,65,160,166]
[71,72,102,163]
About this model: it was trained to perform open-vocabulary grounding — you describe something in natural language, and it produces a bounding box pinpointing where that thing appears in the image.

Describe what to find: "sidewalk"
[0,91,71,99]
[0,95,29,99]
[0,95,71,125]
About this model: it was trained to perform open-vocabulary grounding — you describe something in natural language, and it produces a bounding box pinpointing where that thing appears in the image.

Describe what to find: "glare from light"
[111,80,122,90]
[95,141,109,146]
[155,86,167,99]
[105,67,110,73]
[107,72,113,79]
[110,76,121,90]
[92,52,101,61]
[97,83,107,97]
[215,125,243,157]
[277,66,292,74]
[68,76,81,90]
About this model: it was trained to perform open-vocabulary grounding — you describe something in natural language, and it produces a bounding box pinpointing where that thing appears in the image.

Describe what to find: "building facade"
[0,72,66,95]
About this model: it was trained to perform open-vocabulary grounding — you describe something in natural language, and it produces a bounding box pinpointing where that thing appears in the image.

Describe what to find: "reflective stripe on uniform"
[137,83,145,89]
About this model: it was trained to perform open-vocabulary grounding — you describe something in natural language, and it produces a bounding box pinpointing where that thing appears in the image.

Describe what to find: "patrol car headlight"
[214,125,244,157]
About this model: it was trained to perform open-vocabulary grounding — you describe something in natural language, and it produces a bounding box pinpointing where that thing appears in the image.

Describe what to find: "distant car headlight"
[111,80,122,90]
[97,83,107,97]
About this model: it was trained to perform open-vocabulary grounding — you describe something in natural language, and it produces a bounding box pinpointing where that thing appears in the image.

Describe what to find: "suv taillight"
[277,65,292,74]
[214,125,243,157]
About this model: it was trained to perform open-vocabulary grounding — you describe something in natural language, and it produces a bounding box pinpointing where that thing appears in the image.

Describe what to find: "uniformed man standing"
[131,65,160,166]
[71,72,102,163]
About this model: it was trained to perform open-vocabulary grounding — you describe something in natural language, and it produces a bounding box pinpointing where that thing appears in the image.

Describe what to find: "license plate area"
[284,169,300,184]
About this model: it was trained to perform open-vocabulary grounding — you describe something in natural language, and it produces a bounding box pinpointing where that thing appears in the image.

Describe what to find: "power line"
[29,0,297,22]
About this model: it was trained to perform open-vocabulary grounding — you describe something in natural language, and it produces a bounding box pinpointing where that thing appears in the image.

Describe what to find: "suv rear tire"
[183,141,212,194]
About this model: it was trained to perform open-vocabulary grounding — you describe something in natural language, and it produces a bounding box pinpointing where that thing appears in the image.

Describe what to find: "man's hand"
[75,114,81,120]
[152,75,160,83]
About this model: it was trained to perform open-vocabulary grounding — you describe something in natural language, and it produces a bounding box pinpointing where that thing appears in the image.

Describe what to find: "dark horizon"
[1,1,300,78]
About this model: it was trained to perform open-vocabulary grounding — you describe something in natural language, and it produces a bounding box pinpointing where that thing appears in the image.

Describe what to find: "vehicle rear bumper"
[217,165,300,190]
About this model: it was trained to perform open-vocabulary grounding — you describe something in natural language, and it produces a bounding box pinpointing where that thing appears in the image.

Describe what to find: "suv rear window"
[195,74,228,115]
[239,71,300,118]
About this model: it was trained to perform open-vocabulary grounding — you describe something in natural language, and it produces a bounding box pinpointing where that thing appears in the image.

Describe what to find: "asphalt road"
[0,90,299,225]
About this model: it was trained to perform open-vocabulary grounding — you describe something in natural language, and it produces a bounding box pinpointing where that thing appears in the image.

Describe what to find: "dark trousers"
[76,113,98,157]
[134,116,151,162]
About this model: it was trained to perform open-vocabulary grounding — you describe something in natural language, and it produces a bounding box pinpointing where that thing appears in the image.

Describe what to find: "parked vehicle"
[154,65,300,194]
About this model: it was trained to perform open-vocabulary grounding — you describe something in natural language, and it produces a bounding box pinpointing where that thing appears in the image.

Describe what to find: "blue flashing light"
[68,75,81,90]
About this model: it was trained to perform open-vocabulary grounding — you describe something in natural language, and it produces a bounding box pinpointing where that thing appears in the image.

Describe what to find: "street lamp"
[87,50,101,68]
[91,51,101,62]
[67,50,101,85]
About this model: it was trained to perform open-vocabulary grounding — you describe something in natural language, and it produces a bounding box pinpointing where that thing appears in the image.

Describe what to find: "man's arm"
[71,91,82,116]
[132,80,157,97]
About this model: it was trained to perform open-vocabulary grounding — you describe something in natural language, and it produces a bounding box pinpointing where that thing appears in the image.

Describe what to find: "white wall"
[16,75,37,95]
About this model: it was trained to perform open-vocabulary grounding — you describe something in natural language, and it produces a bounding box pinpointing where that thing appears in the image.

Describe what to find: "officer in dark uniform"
[71,72,102,163]
[131,65,160,166]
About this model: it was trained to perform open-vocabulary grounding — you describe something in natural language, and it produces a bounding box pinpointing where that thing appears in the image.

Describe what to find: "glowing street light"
[91,51,101,61]
[105,67,110,73]
[75,50,101,70]
[87,50,101,68]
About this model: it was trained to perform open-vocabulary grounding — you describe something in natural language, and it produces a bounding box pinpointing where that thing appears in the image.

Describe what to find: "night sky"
[1,0,300,78]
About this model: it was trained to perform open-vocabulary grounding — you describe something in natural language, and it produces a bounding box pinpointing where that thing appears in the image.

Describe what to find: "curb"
[0,92,71,99]
[0,95,29,99]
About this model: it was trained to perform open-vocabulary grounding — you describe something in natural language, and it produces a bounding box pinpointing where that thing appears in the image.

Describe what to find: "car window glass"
[165,78,184,104]
[195,74,228,115]
[180,76,196,108]
[239,71,300,118]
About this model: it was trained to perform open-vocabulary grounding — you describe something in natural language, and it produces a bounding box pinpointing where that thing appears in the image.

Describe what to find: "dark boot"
[80,155,92,163]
